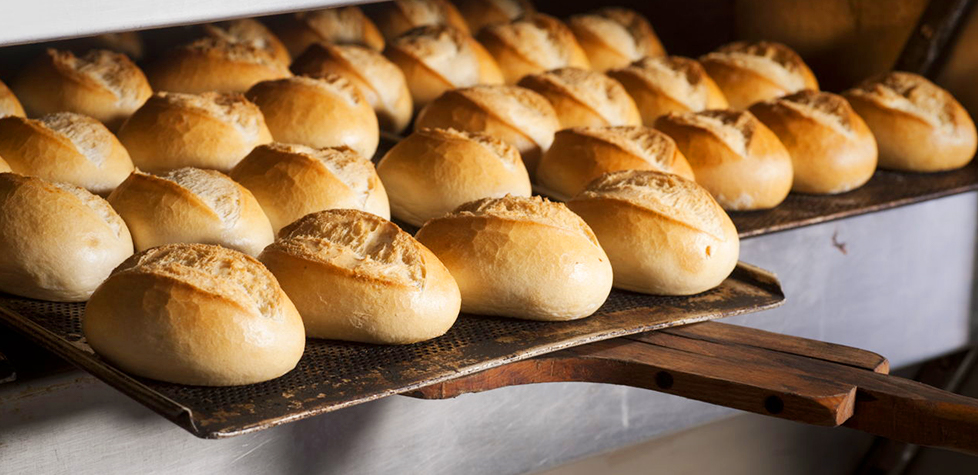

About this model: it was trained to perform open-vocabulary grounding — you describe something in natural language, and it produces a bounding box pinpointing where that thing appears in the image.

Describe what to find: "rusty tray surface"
[0,264,782,439]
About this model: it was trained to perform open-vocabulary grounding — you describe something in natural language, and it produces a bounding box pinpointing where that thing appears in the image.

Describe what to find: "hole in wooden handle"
[655,371,674,389]
[764,395,784,414]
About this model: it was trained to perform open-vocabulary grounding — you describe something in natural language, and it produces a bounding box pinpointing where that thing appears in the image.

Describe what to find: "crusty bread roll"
[700,41,819,110]
[246,75,380,159]
[0,79,25,118]
[292,43,413,134]
[517,67,641,128]
[147,37,292,94]
[609,56,729,125]
[384,24,504,112]
[415,195,612,321]
[376,127,531,226]
[367,0,470,40]
[843,71,977,172]
[118,92,271,174]
[230,143,390,233]
[84,243,305,386]
[414,85,559,174]
[61,31,147,62]
[750,90,878,194]
[454,0,535,33]
[108,167,274,256]
[566,7,665,72]
[0,173,133,302]
[11,49,151,130]
[477,14,591,84]
[536,126,695,200]
[655,109,793,210]
[202,18,291,66]
[259,209,460,343]
[567,170,739,295]
[0,112,134,195]
[272,7,385,57]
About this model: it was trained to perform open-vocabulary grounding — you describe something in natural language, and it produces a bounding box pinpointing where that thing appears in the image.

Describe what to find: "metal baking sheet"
[0,263,782,439]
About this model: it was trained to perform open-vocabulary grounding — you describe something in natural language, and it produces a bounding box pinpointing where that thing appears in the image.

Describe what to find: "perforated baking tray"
[0,263,782,439]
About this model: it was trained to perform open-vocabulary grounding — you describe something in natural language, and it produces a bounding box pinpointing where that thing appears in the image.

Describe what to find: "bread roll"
[84,243,305,386]
[414,85,559,174]
[454,0,535,33]
[259,209,460,343]
[700,41,819,109]
[272,7,385,57]
[415,195,612,320]
[376,128,531,226]
[384,25,503,112]
[62,31,146,62]
[0,173,133,302]
[655,109,793,210]
[246,75,379,159]
[147,37,291,94]
[843,72,977,172]
[517,67,641,128]
[108,167,274,256]
[536,126,695,200]
[12,49,151,130]
[367,0,470,39]
[477,14,591,84]
[0,79,25,118]
[230,143,390,233]
[567,7,665,72]
[608,56,729,125]
[292,43,412,134]
[567,170,739,295]
[202,18,291,66]
[750,90,878,194]
[0,112,134,195]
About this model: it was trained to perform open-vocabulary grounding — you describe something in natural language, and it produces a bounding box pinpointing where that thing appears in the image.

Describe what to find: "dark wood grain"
[894,0,978,77]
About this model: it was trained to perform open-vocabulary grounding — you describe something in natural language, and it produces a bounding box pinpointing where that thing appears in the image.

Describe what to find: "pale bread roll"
[84,243,305,386]
[700,41,819,109]
[750,90,878,194]
[477,14,591,84]
[454,0,536,33]
[384,24,504,112]
[568,170,739,295]
[272,7,385,57]
[108,167,274,256]
[11,49,151,130]
[117,91,272,174]
[147,37,292,94]
[567,7,665,72]
[230,143,390,233]
[414,85,559,174]
[655,109,793,210]
[843,72,977,172]
[517,67,641,128]
[536,126,695,200]
[0,112,134,195]
[367,0,471,39]
[292,43,413,133]
[415,195,612,321]
[376,128,531,226]
[260,209,460,343]
[0,79,25,118]
[609,56,729,125]
[202,18,292,66]
[0,173,133,302]
[246,75,380,159]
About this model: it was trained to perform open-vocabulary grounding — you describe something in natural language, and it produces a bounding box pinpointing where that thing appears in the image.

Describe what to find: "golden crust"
[517,67,641,128]
[0,79,25,118]
[203,18,291,66]
[609,56,729,125]
[454,0,536,33]
[477,14,591,84]
[147,37,292,94]
[567,7,665,72]
[700,41,818,109]
[368,0,471,39]
[273,7,386,57]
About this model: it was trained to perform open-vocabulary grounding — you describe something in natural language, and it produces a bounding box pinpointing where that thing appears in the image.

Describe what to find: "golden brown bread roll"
[477,14,591,84]
[0,173,133,302]
[414,84,559,174]
[0,79,25,118]
[376,127,531,226]
[566,7,665,72]
[12,49,151,130]
[61,31,147,62]
[608,56,729,125]
[535,126,695,200]
[0,112,134,195]
[700,41,819,110]
[415,195,612,321]
[567,170,739,295]
[517,67,641,128]
[843,72,977,172]
[272,7,385,57]
[117,91,272,174]
[750,90,878,194]
[147,37,292,94]
[655,109,793,210]
[230,143,390,233]
[454,0,536,33]
[202,18,291,66]
[384,24,504,112]
[292,43,413,134]
[367,0,471,40]
[84,243,305,386]
[259,209,460,343]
